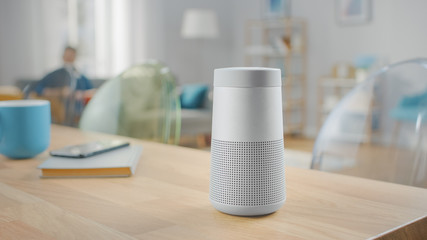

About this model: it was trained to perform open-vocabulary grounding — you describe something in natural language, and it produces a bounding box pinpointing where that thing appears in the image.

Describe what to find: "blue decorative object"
[180,84,209,109]
[263,0,291,18]
[353,54,376,69]
[391,88,427,121]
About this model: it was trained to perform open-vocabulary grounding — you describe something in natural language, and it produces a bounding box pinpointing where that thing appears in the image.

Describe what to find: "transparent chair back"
[312,58,427,188]
[79,60,181,144]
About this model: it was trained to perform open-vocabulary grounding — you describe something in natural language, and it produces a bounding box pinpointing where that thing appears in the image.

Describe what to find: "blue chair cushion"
[180,84,209,109]
[391,89,427,121]
[391,107,424,122]
[399,90,427,107]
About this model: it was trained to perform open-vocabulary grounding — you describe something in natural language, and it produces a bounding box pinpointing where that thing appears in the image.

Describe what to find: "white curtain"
[0,0,165,85]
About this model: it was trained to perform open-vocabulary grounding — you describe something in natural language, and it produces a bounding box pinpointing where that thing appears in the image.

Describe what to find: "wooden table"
[1,125,427,239]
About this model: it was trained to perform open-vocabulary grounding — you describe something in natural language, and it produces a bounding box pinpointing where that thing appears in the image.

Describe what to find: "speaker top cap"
[214,67,282,88]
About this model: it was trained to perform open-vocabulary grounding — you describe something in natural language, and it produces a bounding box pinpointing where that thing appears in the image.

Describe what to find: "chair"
[312,58,427,188]
[79,60,181,144]
[25,69,84,126]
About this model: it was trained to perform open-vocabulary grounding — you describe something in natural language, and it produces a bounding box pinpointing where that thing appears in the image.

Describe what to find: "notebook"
[38,145,143,178]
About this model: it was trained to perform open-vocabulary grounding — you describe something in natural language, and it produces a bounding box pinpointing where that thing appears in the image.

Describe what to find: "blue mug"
[0,100,51,159]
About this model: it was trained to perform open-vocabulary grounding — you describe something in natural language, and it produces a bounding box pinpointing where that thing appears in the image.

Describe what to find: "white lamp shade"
[181,9,219,39]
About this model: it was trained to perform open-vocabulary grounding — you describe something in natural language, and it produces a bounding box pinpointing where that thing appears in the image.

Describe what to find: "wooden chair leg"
[196,134,207,149]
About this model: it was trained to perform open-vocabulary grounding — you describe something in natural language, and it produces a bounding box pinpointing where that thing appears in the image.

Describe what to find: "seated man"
[35,46,94,125]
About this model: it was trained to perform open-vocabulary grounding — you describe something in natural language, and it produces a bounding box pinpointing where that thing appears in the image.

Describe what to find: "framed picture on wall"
[336,0,371,25]
[262,0,291,18]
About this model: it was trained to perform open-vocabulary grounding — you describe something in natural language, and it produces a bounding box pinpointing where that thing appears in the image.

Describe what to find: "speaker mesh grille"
[210,139,285,206]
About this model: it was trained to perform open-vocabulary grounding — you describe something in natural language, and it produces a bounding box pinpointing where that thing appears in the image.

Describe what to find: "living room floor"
[283,135,314,152]
[180,134,314,153]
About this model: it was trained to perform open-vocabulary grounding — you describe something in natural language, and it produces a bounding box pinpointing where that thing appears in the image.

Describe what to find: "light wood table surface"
[1,125,427,239]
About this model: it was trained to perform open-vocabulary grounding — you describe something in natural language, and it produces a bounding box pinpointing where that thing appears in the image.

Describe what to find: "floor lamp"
[181,8,219,83]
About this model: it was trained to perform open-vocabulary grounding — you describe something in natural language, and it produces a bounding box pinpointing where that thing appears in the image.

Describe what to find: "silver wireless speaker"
[209,67,286,216]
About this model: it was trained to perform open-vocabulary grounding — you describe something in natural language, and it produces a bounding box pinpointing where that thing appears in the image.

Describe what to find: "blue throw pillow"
[180,84,209,109]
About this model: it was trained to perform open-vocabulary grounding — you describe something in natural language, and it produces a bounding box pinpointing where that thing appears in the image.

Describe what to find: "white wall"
[292,0,427,136]
[231,0,427,137]
[161,0,235,85]
[130,0,165,64]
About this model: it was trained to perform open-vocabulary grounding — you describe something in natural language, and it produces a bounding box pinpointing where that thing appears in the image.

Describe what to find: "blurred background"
[1,0,427,145]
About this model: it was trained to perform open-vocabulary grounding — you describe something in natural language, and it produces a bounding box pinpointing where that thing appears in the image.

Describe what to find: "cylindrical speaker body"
[210,67,286,216]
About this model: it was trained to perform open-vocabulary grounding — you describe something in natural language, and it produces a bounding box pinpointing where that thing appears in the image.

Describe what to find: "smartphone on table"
[50,140,130,158]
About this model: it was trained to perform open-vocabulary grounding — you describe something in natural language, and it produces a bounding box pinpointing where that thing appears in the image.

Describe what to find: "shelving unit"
[244,18,307,135]
[317,75,381,145]
[317,77,359,131]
